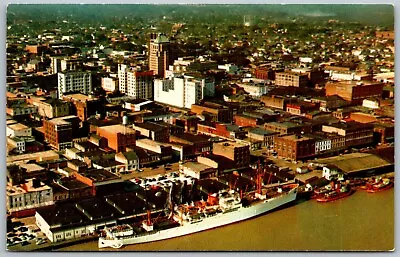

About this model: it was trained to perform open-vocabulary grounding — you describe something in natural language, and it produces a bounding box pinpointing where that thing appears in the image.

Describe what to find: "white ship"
[98,182,298,249]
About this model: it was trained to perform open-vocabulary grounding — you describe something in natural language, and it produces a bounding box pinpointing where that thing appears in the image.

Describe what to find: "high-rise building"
[118,64,128,93]
[118,64,153,99]
[51,57,82,74]
[154,75,215,109]
[126,70,154,99]
[57,71,92,99]
[149,33,170,78]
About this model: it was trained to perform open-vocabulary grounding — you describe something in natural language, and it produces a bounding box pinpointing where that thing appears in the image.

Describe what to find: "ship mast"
[256,160,263,194]
[146,210,152,225]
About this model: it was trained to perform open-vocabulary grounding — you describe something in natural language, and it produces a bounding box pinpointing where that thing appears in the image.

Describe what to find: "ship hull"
[366,182,393,193]
[99,186,298,248]
[316,189,354,203]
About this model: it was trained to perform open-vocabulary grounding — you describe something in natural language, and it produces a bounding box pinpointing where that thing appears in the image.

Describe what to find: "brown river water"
[59,188,394,251]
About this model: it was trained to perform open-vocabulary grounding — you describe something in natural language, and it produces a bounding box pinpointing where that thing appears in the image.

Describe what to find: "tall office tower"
[118,64,128,94]
[149,33,170,78]
[126,70,154,99]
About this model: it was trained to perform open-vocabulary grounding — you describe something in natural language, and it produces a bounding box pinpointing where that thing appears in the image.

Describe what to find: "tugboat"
[366,177,394,193]
[311,184,333,199]
[316,184,354,203]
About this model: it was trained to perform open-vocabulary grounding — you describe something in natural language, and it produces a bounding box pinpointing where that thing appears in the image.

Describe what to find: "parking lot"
[129,170,195,191]
[7,222,48,250]
[119,162,181,181]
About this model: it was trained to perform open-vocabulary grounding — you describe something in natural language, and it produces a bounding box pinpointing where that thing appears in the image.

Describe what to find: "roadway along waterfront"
[58,187,394,251]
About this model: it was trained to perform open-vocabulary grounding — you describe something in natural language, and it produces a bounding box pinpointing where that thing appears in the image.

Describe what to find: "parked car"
[21,241,30,246]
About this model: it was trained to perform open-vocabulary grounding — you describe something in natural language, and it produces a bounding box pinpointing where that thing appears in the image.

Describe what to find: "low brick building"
[275,71,309,87]
[191,102,233,123]
[97,124,136,152]
[260,95,287,110]
[286,101,319,116]
[264,121,306,135]
[197,122,247,139]
[173,114,199,132]
[212,141,250,168]
[322,122,374,148]
[325,81,384,104]
[247,127,278,148]
[234,114,261,127]
[63,93,103,122]
[133,121,170,142]
[43,115,80,150]
[274,135,316,161]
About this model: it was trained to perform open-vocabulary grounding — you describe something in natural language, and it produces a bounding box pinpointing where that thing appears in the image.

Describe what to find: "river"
[58,188,394,251]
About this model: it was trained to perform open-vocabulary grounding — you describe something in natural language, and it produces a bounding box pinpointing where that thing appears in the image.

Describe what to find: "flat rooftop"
[36,203,89,227]
[266,122,301,129]
[315,153,392,173]
[79,168,121,183]
[328,80,383,87]
[76,198,116,221]
[57,178,90,190]
[50,115,79,126]
[172,133,211,143]
[18,163,45,173]
[278,135,313,142]
[134,122,164,131]
[63,93,99,102]
[7,150,59,164]
[182,162,213,172]
[213,141,248,149]
[104,192,146,216]
[249,127,277,136]
[7,123,30,131]
[98,124,136,134]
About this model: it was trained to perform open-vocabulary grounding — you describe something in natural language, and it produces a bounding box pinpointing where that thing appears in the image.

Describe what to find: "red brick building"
[233,114,260,127]
[254,67,276,80]
[286,101,319,116]
[197,122,246,139]
[25,45,47,55]
[63,93,102,122]
[169,133,212,156]
[191,102,233,123]
[373,120,394,144]
[274,135,316,161]
[97,124,136,152]
[173,114,199,132]
[322,122,374,148]
[43,115,80,151]
[325,81,384,104]
[73,168,123,196]
[212,141,250,168]
[375,31,394,40]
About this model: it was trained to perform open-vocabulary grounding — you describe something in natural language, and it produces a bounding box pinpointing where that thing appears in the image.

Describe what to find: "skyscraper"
[149,33,170,78]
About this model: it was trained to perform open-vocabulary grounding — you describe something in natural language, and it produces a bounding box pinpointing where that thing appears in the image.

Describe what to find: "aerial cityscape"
[5,4,395,251]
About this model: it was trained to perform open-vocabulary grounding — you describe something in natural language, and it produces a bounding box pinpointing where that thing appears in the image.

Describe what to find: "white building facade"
[126,70,154,99]
[58,71,92,99]
[101,77,118,92]
[118,64,153,99]
[154,75,215,109]
[315,139,332,154]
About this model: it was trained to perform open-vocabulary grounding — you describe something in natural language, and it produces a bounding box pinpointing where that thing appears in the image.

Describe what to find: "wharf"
[7,235,98,251]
